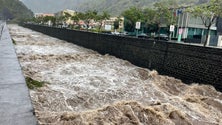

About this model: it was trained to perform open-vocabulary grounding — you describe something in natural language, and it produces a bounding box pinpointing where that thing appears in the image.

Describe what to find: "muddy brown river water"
[8,25,222,125]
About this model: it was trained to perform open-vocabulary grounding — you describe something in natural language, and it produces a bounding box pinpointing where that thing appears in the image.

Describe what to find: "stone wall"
[23,24,222,91]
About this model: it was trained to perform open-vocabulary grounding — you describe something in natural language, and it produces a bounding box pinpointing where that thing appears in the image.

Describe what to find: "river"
[9,24,222,125]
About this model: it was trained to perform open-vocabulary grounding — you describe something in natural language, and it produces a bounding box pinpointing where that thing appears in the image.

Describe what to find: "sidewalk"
[0,22,37,125]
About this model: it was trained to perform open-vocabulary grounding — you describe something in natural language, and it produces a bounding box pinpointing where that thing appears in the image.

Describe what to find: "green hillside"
[21,0,202,15]
[0,0,33,21]
[77,0,199,15]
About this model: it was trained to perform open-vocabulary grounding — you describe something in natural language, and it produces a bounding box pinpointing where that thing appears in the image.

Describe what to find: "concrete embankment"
[0,22,37,125]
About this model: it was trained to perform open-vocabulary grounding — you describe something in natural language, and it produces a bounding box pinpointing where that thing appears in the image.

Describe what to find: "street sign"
[170,25,175,32]
[179,28,183,34]
[105,25,112,31]
[178,28,183,42]
[135,22,141,29]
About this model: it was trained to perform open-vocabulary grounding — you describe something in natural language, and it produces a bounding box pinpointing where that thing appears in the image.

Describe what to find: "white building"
[167,8,218,46]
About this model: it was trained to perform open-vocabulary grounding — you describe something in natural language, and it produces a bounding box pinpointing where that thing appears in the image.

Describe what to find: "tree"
[84,10,98,30]
[71,14,80,24]
[142,8,157,32]
[122,7,144,32]
[63,12,72,22]
[56,15,65,25]
[35,16,44,24]
[43,16,56,26]
[76,12,86,23]
[70,14,80,29]
[153,1,174,39]
[187,0,222,46]
[114,17,123,32]
[96,11,110,31]
[114,19,120,30]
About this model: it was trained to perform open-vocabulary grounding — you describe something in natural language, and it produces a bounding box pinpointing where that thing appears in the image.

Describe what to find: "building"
[217,17,222,35]
[215,18,222,46]
[54,9,76,25]
[34,13,54,18]
[173,10,217,39]
[104,17,124,30]
[54,9,76,17]
[161,7,218,46]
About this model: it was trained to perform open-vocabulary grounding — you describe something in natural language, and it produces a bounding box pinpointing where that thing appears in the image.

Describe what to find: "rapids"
[9,25,222,125]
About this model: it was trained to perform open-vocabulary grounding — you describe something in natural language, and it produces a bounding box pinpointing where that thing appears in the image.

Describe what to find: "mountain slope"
[77,0,162,15]
[21,0,201,15]
[0,0,33,21]
[21,0,87,13]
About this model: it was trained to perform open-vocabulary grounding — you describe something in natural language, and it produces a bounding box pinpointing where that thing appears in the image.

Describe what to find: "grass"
[12,38,16,45]
[25,77,44,89]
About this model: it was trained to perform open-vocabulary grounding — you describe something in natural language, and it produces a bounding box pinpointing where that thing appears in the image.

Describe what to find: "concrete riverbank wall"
[23,24,222,91]
[0,23,37,124]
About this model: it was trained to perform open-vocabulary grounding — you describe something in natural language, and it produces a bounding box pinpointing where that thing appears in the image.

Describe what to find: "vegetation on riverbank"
[25,77,45,89]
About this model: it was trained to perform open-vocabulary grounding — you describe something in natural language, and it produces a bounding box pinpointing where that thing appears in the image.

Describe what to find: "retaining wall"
[0,23,37,125]
[23,24,222,91]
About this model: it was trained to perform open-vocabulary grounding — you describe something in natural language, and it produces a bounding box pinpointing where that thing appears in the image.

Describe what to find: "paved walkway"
[0,22,37,125]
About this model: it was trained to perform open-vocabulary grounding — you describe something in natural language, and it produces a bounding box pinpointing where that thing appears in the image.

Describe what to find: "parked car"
[101,31,112,34]
[138,33,150,39]
[111,31,120,35]
[119,32,129,36]
[154,34,169,41]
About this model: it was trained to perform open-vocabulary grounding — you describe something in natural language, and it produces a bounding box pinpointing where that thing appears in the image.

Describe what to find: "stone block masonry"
[0,22,37,125]
[23,24,222,91]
